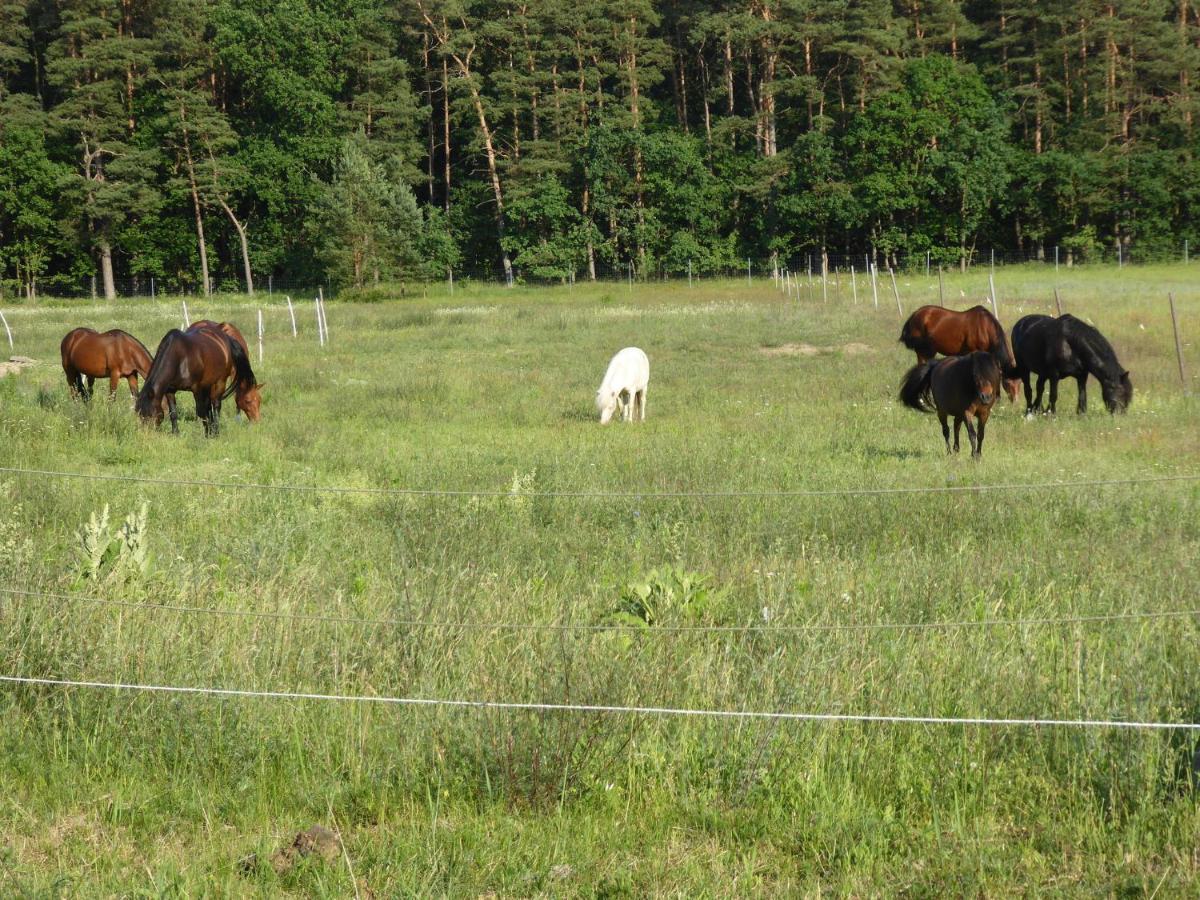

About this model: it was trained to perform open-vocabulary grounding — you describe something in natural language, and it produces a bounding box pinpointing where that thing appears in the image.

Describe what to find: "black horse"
[1011,314,1132,415]
[899,351,1002,458]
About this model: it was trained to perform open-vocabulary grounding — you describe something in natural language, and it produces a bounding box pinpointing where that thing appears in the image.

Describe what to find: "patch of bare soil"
[0,356,35,377]
[239,825,340,876]
[759,343,874,357]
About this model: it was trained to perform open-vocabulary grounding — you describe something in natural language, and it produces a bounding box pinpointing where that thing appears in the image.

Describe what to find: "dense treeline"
[1,1,1199,296]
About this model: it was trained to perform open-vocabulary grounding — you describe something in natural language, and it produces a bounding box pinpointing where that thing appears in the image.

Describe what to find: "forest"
[1,0,1199,296]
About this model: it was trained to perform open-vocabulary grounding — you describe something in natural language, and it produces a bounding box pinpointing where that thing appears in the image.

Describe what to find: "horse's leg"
[1076,374,1087,414]
[1032,374,1046,413]
[167,393,179,433]
[210,388,223,436]
[939,413,951,454]
[639,387,647,421]
[83,375,95,401]
[108,371,121,398]
[976,410,989,458]
[195,393,213,436]
[964,414,979,458]
[126,375,138,398]
[953,417,963,454]
[1021,372,1034,415]
[1048,377,1060,414]
[65,368,80,398]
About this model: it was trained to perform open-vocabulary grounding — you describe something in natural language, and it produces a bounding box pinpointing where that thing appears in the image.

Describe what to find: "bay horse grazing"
[899,305,1020,403]
[60,328,152,400]
[1011,314,1132,415]
[136,329,258,435]
[899,351,1002,458]
[186,320,263,421]
[596,347,649,424]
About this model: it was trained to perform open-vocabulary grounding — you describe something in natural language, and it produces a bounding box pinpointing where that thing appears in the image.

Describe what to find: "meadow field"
[0,264,1198,895]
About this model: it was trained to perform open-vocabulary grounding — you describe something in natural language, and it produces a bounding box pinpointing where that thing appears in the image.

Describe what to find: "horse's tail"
[897,311,921,351]
[899,360,937,413]
[223,334,256,400]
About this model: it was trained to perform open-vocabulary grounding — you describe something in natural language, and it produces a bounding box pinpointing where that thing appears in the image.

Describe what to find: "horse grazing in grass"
[899,305,1019,403]
[899,351,1002,458]
[1011,314,1132,415]
[186,320,263,421]
[60,328,153,400]
[596,347,649,424]
[136,328,259,435]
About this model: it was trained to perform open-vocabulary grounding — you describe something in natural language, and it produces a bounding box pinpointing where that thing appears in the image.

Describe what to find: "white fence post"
[257,309,264,364]
[285,296,297,337]
[870,263,879,310]
[181,301,190,328]
[888,267,902,317]
[315,296,325,347]
[850,265,858,305]
[0,309,12,350]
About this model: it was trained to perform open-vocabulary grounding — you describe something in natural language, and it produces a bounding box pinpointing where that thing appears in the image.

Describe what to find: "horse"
[596,347,649,424]
[898,305,1020,403]
[135,328,259,435]
[60,328,153,400]
[1011,314,1132,415]
[186,320,263,421]
[188,319,249,354]
[899,351,1002,458]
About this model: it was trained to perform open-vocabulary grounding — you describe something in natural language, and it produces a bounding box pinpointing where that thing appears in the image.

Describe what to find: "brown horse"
[899,305,1019,402]
[188,320,249,354]
[899,351,1002,458]
[60,328,153,400]
[186,320,263,421]
[136,328,259,435]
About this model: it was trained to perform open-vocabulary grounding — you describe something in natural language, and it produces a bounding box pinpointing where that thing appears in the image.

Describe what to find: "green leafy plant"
[609,566,723,628]
[75,503,151,585]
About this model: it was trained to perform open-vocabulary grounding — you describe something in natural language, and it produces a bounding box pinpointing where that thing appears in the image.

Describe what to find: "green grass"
[0,264,1198,895]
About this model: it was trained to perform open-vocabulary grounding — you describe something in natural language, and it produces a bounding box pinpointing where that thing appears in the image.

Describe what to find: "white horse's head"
[596,389,618,424]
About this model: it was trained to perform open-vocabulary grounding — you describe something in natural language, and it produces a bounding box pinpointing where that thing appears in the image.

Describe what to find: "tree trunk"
[100,240,116,299]
[216,195,253,294]
[442,58,452,212]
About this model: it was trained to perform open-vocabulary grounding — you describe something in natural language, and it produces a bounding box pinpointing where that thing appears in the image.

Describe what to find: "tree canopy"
[1,0,1198,295]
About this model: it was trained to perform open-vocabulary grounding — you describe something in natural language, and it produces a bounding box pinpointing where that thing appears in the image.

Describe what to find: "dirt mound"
[760,343,874,357]
[0,356,35,378]
[240,825,341,876]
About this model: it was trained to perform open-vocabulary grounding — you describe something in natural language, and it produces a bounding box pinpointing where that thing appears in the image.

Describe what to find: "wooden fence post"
[1169,293,1189,393]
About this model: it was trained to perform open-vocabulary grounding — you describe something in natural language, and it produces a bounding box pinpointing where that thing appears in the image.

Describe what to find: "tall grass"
[0,265,1197,894]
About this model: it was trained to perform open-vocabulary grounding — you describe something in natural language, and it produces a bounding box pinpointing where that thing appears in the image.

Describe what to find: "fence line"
[3,585,1198,636]
[1,674,1195,731]
[0,466,1196,500]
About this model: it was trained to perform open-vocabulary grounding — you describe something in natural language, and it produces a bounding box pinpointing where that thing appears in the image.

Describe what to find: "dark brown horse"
[60,328,153,400]
[136,328,259,435]
[899,351,1002,458]
[186,320,262,421]
[899,305,1019,403]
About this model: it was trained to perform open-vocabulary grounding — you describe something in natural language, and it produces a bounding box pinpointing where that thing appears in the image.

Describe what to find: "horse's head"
[236,381,264,422]
[135,389,163,425]
[1102,370,1133,414]
[596,389,617,424]
[972,353,1002,407]
[1002,377,1020,404]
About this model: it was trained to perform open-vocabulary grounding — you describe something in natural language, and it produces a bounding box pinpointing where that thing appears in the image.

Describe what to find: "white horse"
[596,347,649,424]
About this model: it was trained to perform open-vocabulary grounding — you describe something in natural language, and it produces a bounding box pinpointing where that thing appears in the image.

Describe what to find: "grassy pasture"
[0,264,1198,895]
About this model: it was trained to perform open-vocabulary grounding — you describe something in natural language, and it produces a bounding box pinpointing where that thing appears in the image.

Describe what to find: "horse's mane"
[1059,315,1122,380]
[136,329,182,415]
[971,350,1002,384]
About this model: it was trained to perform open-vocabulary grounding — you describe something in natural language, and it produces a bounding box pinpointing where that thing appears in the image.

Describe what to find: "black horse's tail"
[899,360,937,413]
[223,334,256,399]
